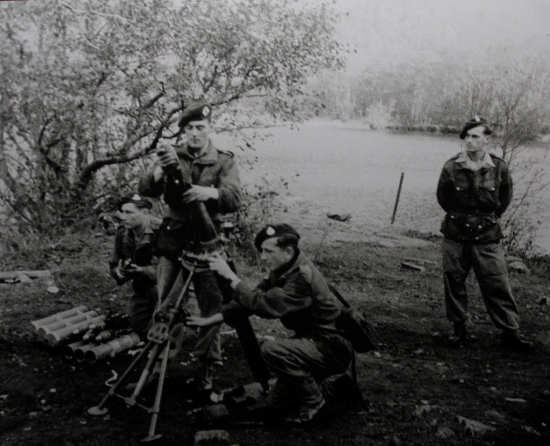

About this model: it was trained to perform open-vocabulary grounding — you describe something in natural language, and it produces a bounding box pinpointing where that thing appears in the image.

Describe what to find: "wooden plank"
[0,270,52,280]
[400,262,426,273]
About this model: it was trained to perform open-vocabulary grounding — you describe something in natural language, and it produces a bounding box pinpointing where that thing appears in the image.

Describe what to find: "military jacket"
[138,139,241,221]
[223,252,343,337]
[139,139,241,258]
[436,151,513,243]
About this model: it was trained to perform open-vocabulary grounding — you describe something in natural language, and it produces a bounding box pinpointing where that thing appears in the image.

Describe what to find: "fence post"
[391,172,405,224]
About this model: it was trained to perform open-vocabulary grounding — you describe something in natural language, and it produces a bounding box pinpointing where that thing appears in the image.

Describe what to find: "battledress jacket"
[436,151,513,244]
[109,215,161,294]
[138,139,241,257]
[222,252,346,340]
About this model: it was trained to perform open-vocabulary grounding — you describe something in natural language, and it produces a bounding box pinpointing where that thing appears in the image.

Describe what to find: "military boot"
[501,329,533,352]
[447,321,468,347]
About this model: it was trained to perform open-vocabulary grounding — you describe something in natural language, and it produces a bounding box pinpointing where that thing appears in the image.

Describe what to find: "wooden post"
[391,172,405,224]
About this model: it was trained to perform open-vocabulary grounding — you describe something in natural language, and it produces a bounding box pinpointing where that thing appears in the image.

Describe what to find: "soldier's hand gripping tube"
[159,151,218,246]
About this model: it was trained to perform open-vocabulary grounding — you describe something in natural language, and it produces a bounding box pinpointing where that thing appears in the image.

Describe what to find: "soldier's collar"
[271,250,303,280]
[456,149,495,170]
[125,215,155,242]
[177,138,217,164]
[141,215,156,235]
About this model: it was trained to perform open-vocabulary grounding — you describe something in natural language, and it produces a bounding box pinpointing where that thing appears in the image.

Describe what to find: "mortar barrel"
[63,341,85,359]
[39,310,97,336]
[30,305,88,332]
[74,343,99,363]
[47,314,104,344]
[85,333,140,364]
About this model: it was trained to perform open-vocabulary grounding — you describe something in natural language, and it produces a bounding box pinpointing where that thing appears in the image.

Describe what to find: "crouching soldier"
[186,224,353,423]
[110,194,162,338]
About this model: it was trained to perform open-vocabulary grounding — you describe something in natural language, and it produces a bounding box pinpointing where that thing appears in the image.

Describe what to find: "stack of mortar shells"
[30,306,140,364]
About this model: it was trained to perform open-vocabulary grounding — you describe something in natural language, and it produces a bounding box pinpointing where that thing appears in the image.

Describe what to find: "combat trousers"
[157,256,222,367]
[261,335,352,409]
[442,238,520,331]
[127,286,157,336]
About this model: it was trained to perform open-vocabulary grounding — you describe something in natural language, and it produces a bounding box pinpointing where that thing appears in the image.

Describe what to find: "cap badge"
[132,194,142,201]
[266,226,275,236]
[202,106,210,117]
[474,115,481,122]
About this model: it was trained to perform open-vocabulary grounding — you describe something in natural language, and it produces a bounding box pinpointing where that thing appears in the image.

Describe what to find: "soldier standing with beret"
[436,116,532,351]
[139,102,241,391]
[187,224,353,424]
[110,194,161,338]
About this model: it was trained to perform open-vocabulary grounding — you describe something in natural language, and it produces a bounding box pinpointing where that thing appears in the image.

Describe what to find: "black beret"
[254,224,301,251]
[117,193,153,211]
[459,115,492,139]
[177,102,212,129]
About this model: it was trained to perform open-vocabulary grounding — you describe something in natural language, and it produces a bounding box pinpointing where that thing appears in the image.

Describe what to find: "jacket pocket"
[478,180,500,210]
[453,173,471,192]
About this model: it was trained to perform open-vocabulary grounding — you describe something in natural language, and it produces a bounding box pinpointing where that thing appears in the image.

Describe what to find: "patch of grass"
[525,253,550,278]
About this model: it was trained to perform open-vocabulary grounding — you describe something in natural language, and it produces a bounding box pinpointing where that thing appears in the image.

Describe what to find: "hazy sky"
[329,0,550,72]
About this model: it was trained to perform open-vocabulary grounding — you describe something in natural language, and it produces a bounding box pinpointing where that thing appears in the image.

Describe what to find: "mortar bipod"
[88,266,196,443]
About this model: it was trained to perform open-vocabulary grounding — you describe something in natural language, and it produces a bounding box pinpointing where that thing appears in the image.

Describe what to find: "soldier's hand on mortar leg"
[182,185,219,203]
[186,316,210,327]
[208,252,236,281]
[186,313,224,327]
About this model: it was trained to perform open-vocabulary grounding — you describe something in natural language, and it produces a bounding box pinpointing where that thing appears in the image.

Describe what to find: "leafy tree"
[0,0,343,234]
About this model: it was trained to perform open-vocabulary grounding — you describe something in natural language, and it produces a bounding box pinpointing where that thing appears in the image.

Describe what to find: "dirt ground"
[1,223,550,446]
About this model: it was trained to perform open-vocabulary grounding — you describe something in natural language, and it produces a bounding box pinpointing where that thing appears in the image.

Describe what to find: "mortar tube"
[74,343,100,363]
[85,333,141,364]
[47,311,101,345]
[30,305,88,332]
[63,341,86,359]
[47,314,105,345]
[39,310,97,336]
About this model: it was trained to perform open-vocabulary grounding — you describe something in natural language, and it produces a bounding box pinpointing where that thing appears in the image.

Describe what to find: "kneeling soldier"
[187,224,353,423]
[110,194,161,338]
[436,116,531,351]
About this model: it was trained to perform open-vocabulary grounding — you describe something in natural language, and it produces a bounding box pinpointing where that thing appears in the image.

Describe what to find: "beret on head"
[459,115,492,139]
[177,102,212,129]
[254,224,301,251]
[117,193,153,211]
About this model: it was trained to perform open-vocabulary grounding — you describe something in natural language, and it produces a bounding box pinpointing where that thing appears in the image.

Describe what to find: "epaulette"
[216,149,234,158]
[489,153,505,163]
[149,215,163,229]
[444,153,461,165]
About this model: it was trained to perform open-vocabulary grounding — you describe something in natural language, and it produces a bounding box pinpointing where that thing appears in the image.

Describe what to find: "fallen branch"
[0,270,51,280]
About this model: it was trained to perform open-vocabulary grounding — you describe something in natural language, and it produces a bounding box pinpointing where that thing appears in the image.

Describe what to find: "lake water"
[214,120,550,254]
